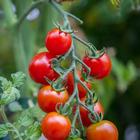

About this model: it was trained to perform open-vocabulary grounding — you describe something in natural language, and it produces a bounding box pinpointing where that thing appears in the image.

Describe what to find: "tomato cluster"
[28,28,118,140]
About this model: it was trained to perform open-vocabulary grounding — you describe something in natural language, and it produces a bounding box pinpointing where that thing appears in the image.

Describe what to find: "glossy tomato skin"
[45,28,72,55]
[86,120,118,140]
[73,97,104,127]
[67,138,83,140]
[37,85,69,113]
[41,112,71,140]
[28,52,59,85]
[65,70,92,98]
[82,53,111,79]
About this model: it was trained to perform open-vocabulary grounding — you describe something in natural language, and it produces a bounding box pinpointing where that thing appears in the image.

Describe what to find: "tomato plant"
[1,0,120,140]
[82,53,111,79]
[37,85,69,113]
[41,112,71,140]
[73,97,104,127]
[65,70,92,98]
[28,52,59,85]
[86,120,118,140]
[45,28,72,55]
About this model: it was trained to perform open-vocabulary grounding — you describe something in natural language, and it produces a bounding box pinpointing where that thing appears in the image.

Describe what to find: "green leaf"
[0,124,9,138]
[0,87,20,105]
[15,115,34,127]
[11,72,26,88]
[0,77,12,91]
[0,72,26,105]
[25,122,42,140]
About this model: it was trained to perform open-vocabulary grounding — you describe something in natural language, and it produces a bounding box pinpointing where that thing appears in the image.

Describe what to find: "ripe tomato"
[37,85,69,113]
[86,120,118,140]
[41,112,71,140]
[73,97,104,127]
[28,52,59,85]
[82,53,111,79]
[45,28,72,55]
[65,70,92,98]
[67,138,83,140]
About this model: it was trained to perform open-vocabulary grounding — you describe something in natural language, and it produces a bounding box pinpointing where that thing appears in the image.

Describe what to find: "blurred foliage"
[0,0,140,140]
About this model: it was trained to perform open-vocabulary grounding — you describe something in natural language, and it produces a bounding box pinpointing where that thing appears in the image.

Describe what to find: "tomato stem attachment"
[49,0,104,138]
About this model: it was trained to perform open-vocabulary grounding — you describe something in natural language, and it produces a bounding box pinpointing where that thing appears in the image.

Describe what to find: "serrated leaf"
[0,124,9,138]
[0,87,20,105]
[111,0,120,7]
[0,77,12,91]
[11,72,26,88]
[0,77,8,86]
[26,122,42,140]
[16,115,34,127]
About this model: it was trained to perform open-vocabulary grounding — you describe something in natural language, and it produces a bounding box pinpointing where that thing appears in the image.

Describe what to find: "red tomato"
[67,138,83,140]
[82,53,111,79]
[45,28,72,55]
[41,112,71,140]
[28,52,59,85]
[37,85,69,113]
[86,120,118,140]
[65,70,92,98]
[73,97,104,127]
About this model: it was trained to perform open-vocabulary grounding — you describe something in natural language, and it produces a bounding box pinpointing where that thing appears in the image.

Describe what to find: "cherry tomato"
[41,112,71,140]
[73,97,104,127]
[65,70,92,98]
[45,28,72,55]
[37,85,69,113]
[66,138,83,140]
[82,53,111,79]
[86,120,118,140]
[28,52,59,85]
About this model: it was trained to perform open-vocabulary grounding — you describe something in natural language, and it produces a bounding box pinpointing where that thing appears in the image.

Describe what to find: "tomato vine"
[0,0,118,140]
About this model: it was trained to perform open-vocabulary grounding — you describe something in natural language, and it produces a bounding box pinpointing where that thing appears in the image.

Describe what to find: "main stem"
[0,105,14,140]
[50,0,91,137]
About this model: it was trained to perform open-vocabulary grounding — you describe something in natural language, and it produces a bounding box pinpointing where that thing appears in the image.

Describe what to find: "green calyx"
[53,21,74,34]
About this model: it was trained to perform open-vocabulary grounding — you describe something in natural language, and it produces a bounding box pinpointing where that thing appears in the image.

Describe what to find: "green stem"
[66,12,83,24]
[57,46,73,63]
[77,113,84,137]
[72,34,97,55]
[50,1,89,136]
[0,106,9,123]
[50,0,68,22]
[71,103,79,134]
[78,79,93,97]
[0,105,14,140]
[17,0,49,29]
[9,124,23,140]
[75,56,91,77]
[1,0,17,28]
[2,0,31,97]
[79,101,100,123]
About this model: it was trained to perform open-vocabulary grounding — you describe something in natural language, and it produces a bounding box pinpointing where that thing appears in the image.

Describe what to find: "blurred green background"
[0,0,140,140]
